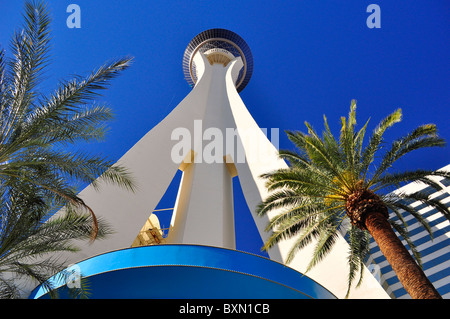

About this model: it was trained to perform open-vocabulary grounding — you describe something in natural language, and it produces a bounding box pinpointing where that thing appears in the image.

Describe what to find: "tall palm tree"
[0,0,135,297]
[257,100,448,299]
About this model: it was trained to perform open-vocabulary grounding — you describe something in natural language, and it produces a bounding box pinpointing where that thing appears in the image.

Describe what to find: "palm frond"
[303,222,340,271]
[262,204,322,251]
[345,227,370,298]
[368,124,446,187]
[399,191,450,222]
[360,108,402,181]
[372,169,450,193]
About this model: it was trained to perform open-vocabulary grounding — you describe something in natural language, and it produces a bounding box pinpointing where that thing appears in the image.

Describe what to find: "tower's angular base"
[28,245,335,299]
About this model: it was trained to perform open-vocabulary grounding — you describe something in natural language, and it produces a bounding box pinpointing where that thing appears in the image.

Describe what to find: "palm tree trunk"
[365,211,441,299]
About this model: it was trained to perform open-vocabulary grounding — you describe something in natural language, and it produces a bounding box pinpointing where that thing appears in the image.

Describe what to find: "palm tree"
[0,184,111,298]
[0,0,135,297]
[257,100,449,299]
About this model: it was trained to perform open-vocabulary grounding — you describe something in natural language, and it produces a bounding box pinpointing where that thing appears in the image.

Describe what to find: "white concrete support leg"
[167,160,235,249]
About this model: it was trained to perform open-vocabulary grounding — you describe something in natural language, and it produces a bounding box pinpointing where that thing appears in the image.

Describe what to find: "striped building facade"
[366,165,450,298]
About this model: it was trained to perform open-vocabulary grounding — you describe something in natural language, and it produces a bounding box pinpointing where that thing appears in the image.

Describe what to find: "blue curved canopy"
[29,244,336,299]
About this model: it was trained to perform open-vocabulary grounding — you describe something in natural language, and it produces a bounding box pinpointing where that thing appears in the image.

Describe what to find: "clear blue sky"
[0,1,449,256]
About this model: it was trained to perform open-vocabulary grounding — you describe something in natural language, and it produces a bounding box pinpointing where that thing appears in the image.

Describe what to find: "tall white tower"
[29,29,389,299]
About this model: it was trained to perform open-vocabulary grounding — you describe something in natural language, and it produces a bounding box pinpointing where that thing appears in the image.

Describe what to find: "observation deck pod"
[28,245,336,299]
[183,28,253,92]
